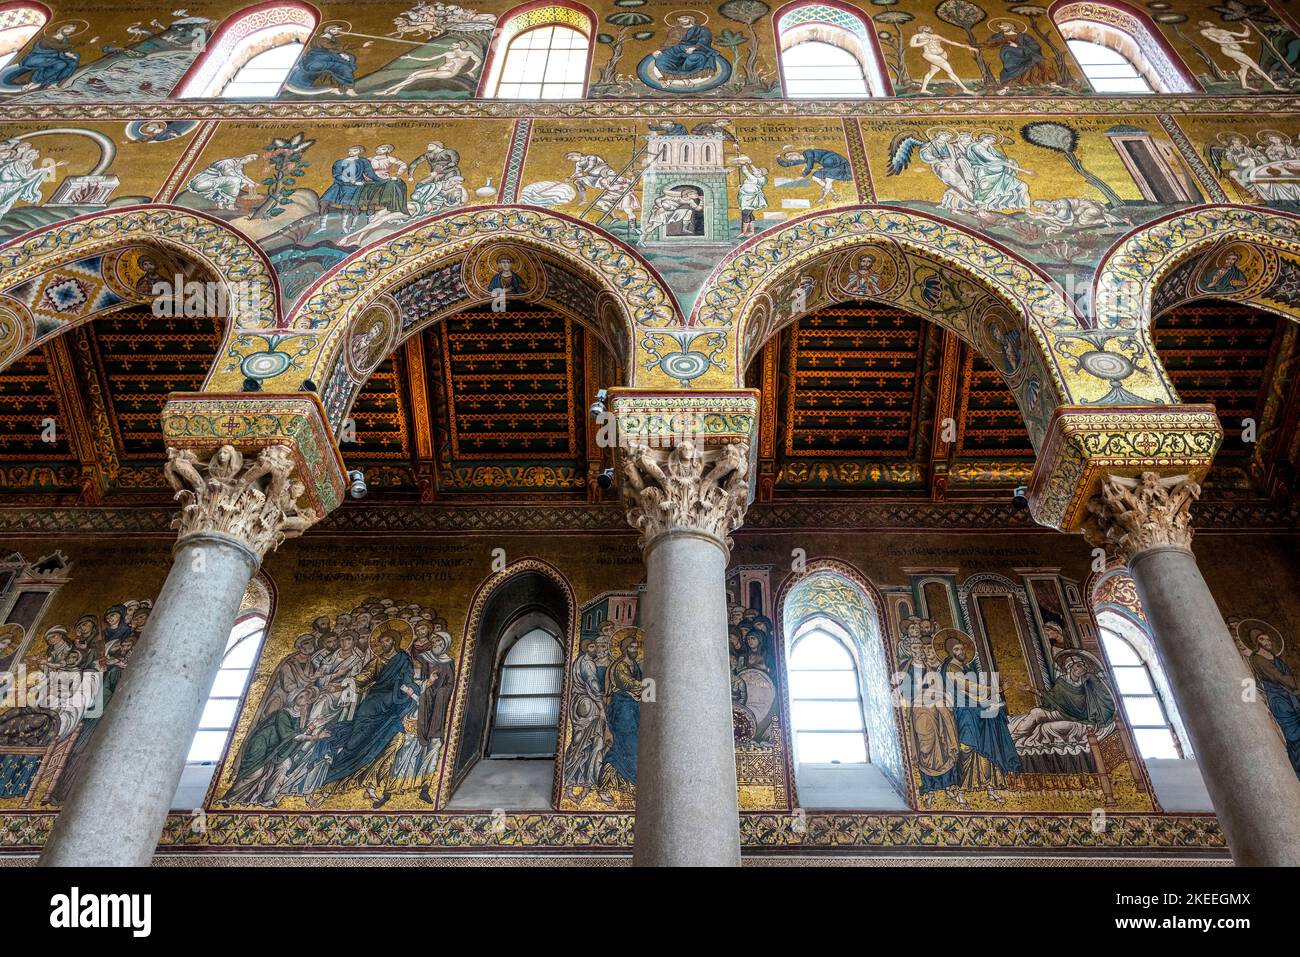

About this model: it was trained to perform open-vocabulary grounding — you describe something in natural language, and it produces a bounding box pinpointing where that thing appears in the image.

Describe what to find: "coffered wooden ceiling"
[0,298,1295,509]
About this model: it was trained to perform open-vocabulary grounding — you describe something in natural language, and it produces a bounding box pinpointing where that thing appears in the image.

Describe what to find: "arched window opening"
[173,3,317,98]
[1054,3,1196,94]
[1066,37,1150,93]
[449,566,572,810]
[488,625,564,757]
[173,573,274,808]
[1098,622,1181,760]
[1088,572,1209,811]
[0,3,47,74]
[188,612,269,764]
[777,2,885,97]
[780,567,908,809]
[485,5,592,99]
[221,37,305,97]
[789,617,868,764]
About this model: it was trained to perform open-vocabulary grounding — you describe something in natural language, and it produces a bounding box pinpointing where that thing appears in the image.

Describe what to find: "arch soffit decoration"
[438,556,577,807]
[776,557,889,649]
[771,0,893,97]
[693,205,1182,448]
[1096,205,1300,329]
[774,557,909,788]
[214,206,681,434]
[171,0,320,98]
[0,205,278,373]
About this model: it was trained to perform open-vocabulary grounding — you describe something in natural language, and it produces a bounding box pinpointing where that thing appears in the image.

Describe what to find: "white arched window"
[220,38,305,97]
[486,5,592,99]
[1099,623,1181,760]
[777,3,885,98]
[188,612,269,764]
[173,609,269,808]
[0,3,47,74]
[1054,2,1196,94]
[173,2,316,98]
[489,625,565,756]
[1067,38,1151,93]
[788,617,868,763]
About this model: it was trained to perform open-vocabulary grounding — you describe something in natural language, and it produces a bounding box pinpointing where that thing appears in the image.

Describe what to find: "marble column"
[1090,471,1300,866]
[39,445,317,867]
[620,439,751,866]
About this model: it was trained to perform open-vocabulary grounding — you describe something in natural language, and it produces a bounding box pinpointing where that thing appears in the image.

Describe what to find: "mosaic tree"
[936,0,995,89]
[719,0,772,94]
[597,8,655,85]
[1021,121,1124,208]
[1008,3,1073,87]
[872,2,915,89]
[716,27,750,87]
[252,132,314,220]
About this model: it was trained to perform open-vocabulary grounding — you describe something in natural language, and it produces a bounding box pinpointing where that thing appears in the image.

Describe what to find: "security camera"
[1012,485,1029,510]
[590,388,608,420]
[348,469,368,500]
[596,467,615,490]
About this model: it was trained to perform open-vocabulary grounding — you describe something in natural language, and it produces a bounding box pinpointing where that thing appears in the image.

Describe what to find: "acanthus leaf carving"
[1087,470,1200,560]
[164,444,319,560]
[618,438,750,552]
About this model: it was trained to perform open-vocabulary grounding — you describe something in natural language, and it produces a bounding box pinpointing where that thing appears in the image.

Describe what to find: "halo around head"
[1236,618,1285,656]
[48,19,90,38]
[932,628,975,661]
[665,9,709,25]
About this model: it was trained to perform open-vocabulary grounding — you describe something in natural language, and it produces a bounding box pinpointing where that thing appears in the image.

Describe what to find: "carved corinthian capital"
[164,444,319,560]
[1086,470,1200,561]
[619,438,751,553]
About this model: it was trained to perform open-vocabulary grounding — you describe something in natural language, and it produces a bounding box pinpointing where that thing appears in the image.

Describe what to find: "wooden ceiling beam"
[44,329,119,506]
[927,330,962,503]
[402,333,438,504]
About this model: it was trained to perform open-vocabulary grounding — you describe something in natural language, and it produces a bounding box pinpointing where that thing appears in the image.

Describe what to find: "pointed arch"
[0,2,48,74]
[696,205,1093,448]
[1050,0,1198,94]
[263,206,679,434]
[0,205,279,373]
[437,557,577,809]
[1096,205,1300,331]
[775,558,908,805]
[171,0,318,98]
[773,1,891,97]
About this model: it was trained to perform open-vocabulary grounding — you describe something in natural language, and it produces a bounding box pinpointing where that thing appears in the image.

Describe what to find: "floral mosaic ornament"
[0,206,279,373]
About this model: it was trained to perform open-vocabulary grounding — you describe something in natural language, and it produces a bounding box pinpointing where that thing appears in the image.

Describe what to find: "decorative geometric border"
[0,206,279,369]
[0,810,1225,851]
[4,95,1300,122]
[608,389,760,443]
[1027,404,1223,532]
[0,497,1292,535]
